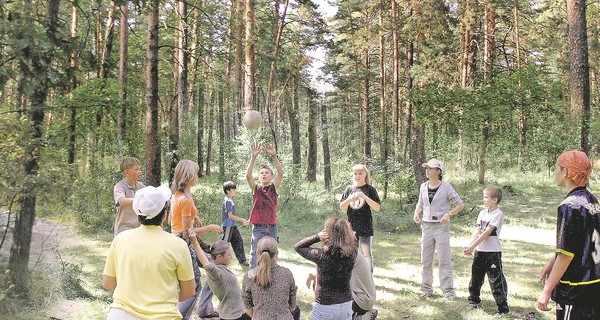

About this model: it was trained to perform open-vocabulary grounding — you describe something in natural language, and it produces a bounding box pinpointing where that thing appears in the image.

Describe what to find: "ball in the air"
[242,110,263,129]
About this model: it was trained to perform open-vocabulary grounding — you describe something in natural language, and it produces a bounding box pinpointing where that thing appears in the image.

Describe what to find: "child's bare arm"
[228,211,249,225]
[246,142,260,190]
[464,226,494,255]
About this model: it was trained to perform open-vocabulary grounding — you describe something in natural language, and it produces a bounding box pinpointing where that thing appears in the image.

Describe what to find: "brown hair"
[484,186,503,204]
[171,160,200,193]
[208,240,231,260]
[120,157,141,172]
[253,236,278,288]
[223,181,236,194]
[352,164,371,185]
[323,217,355,257]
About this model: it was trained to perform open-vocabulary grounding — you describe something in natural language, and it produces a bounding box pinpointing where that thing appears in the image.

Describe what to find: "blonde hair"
[120,157,141,172]
[323,217,355,257]
[208,240,231,260]
[352,164,371,185]
[171,160,199,193]
[254,236,278,288]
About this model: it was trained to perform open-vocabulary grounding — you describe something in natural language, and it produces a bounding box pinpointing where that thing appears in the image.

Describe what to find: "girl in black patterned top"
[295,217,357,320]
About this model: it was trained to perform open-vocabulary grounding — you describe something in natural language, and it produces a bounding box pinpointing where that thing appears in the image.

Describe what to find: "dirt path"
[0,211,94,318]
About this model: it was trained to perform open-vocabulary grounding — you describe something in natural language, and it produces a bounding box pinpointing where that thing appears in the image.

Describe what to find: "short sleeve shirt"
[222,196,237,227]
[113,179,145,237]
[475,208,504,252]
[171,192,198,236]
[340,184,381,237]
[552,187,600,306]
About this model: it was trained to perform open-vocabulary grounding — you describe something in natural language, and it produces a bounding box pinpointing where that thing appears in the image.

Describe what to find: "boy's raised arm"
[246,142,260,190]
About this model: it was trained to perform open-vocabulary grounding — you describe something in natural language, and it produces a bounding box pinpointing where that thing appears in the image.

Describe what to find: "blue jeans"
[310,301,353,320]
[249,224,278,268]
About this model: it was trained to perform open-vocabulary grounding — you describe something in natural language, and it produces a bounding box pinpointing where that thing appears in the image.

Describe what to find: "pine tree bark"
[234,0,245,124]
[67,1,79,165]
[244,0,255,111]
[379,1,388,198]
[9,0,59,298]
[321,96,331,189]
[118,1,129,141]
[197,82,205,177]
[567,0,591,153]
[479,2,495,184]
[391,0,400,158]
[145,0,161,186]
[288,75,301,172]
[307,94,317,182]
[363,50,371,158]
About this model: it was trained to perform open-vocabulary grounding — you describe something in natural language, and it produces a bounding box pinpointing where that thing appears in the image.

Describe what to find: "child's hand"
[305,272,317,290]
[317,229,329,243]
[264,144,276,156]
[188,229,198,240]
[250,142,261,158]
[413,212,421,224]
[242,219,250,226]
[210,224,223,234]
[463,246,473,256]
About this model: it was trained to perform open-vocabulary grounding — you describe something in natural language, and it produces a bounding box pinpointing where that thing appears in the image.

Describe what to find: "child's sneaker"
[369,308,378,320]
[240,261,250,267]
[494,311,509,318]
[467,302,479,310]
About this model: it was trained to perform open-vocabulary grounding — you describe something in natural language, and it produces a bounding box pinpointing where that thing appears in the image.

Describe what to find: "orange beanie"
[557,150,593,187]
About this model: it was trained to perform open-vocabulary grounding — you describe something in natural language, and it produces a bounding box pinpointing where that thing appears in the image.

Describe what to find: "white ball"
[242,110,263,129]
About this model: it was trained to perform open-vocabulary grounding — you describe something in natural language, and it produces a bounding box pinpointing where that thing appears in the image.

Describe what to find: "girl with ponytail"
[242,236,298,320]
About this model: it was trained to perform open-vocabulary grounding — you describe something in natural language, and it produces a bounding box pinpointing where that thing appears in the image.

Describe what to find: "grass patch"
[1,168,565,319]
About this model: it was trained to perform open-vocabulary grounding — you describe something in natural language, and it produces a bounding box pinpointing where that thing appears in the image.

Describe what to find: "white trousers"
[420,221,455,296]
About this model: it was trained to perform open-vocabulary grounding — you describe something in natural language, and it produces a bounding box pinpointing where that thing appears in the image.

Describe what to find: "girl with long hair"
[295,217,357,320]
[242,236,298,320]
[339,164,381,272]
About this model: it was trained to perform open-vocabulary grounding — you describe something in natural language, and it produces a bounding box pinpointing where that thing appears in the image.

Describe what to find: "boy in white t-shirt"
[464,186,509,317]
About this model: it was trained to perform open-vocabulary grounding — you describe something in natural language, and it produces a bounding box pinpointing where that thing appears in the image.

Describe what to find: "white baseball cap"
[132,186,172,219]
[422,158,443,171]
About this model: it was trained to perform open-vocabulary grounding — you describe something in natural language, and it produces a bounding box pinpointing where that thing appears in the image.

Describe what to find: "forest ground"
[0,176,567,320]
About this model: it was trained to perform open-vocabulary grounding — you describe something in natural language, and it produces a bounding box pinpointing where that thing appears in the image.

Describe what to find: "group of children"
[109,148,599,320]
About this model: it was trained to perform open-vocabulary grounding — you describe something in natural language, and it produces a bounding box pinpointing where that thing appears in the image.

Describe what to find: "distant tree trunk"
[379,1,388,199]
[391,0,400,158]
[197,83,205,177]
[218,88,225,176]
[307,94,317,182]
[567,0,591,153]
[96,0,117,125]
[118,1,129,141]
[479,3,495,184]
[67,1,79,165]
[234,0,245,124]
[288,75,301,172]
[404,40,413,162]
[145,0,161,187]
[244,0,255,111]
[266,0,289,146]
[363,50,371,158]
[206,92,215,176]
[225,1,235,139]
[9,0,59,298]
[321,96,331,189]
[514,0,527,170]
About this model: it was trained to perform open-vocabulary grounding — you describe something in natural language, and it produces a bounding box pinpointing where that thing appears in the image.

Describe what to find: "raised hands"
[249,142,276,157]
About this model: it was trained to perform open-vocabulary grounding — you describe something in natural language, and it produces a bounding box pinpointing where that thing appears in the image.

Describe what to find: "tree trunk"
[404,40,413,162]
[515,0,527,170]
[244,0,255,111]
[218,88,225,176]
[234,0,245,124]
[206,91,215,176]
[67,1,79,165]
[567,0,591,153]
[145,0,161,187]
[9,0,59,298]
[118,1,129,141]
[379,1,388,199]
[479,2,495,184]
[307,94,317,182]
[197,82,205,177]
[321,96,331,189]
[265,0,289,145]
[391,0,400,158]
[288,75,301,172]
[363,50,371,158]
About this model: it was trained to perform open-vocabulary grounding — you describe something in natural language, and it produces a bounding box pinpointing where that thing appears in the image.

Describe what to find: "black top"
[294,234,356,305]
[340,184,381,236]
